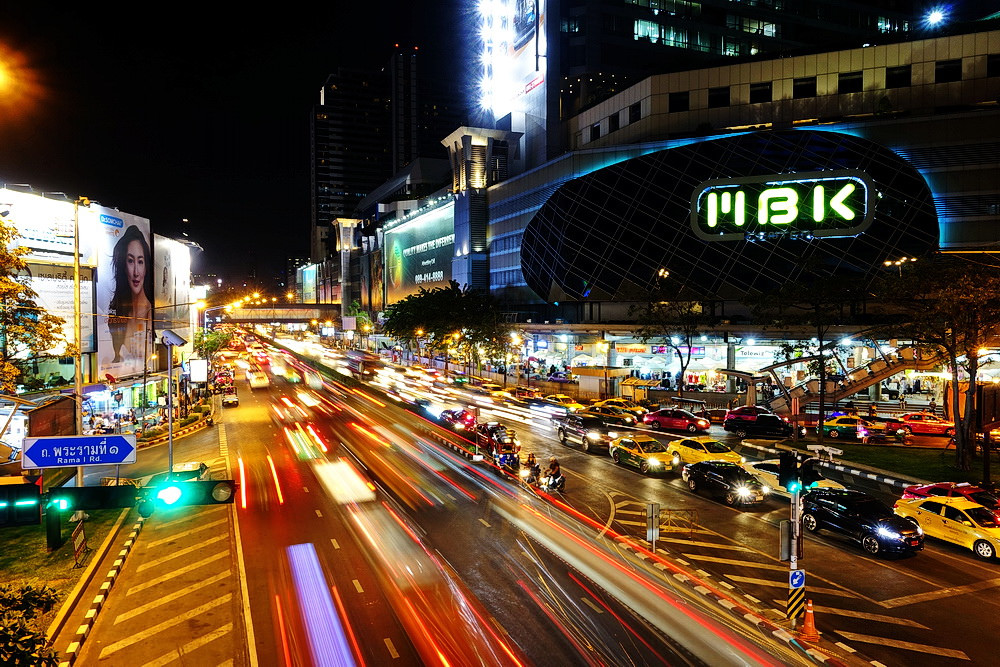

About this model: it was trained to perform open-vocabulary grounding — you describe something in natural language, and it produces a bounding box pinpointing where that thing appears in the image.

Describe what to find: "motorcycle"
[519,463,542,487]
[539,472,566,493]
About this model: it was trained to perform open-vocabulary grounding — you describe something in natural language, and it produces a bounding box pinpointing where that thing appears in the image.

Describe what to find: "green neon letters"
[691,170,874,241]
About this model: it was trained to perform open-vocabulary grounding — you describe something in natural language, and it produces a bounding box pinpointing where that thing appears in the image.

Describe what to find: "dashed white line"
[479,518,492,528]
[331,538,340,550]
[303,486,310,493]
[384,638,399,658]
[836,631,969,660]
[353,580,364,593]
[581,597,604,614]
[315,509,323,518]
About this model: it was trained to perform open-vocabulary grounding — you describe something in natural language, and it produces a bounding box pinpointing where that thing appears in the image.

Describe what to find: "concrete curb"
[58,517,144,666]
[135,415,212,449]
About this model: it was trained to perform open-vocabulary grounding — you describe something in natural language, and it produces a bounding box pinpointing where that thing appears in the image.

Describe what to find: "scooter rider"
[543,456,564,491]
[522,452,541,485]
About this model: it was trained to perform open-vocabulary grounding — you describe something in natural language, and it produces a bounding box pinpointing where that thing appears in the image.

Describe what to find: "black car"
[801,488,924,556]
[723,414,804,438]
[681,461,770,507]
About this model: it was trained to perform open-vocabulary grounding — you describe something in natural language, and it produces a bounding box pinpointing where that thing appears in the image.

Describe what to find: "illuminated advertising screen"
[95,207,153,380]
[384,203,455,303]
[479,0,547,121]
[189,358,209,383]
[0,188,99,265]
[24,263,95,354]
[301,265,317,304]
[153,235,192,342]
[691,170,874,241]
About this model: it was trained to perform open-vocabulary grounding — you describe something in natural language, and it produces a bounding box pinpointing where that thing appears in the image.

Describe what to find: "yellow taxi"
[609,434,670,475]
[893,496,1000,560]
[665,436,744,471]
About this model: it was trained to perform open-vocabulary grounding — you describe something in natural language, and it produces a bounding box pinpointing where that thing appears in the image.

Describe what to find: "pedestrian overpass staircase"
[763,346,944,415]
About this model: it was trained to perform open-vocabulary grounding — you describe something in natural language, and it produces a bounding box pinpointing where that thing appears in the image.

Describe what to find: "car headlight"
[587,431,601,440]
[519,468,530,478]
[761,486,771,495]
[608,432,618,438]
[647,458,662,467]
[876,525,901,540]
[735,486,753,497]
[740,456,746,463]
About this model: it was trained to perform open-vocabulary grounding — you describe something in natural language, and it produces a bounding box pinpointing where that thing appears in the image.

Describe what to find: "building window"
[608,112,620,132]
[839,71,863,94]
[708,86,730,108]
[793,76,817,99]
[935,59,962,83]
[989,54,1000,77]
[590,123,601,141]
[668,91,689,113]
[886,65,911,89]
[634,19,660,43]
[749,81,772,103]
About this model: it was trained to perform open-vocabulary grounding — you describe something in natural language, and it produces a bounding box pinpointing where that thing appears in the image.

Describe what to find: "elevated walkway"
[765,346,943,414]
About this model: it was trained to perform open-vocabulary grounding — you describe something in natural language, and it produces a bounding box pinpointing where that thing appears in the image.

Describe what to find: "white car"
[742,459,844,497]
[222,393,239,407]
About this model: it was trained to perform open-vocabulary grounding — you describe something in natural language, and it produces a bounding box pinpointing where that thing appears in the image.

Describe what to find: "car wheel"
[861,533,882,555]
[973,539,996,560]
[828,429,839,438]
[802,513,820,533]
[735,428,748,438]
[687,477,698,492]
[945,428,955,437]
[611,449,621,464]
[581,439,590,453]
[648,421,660,430]
[558,429,567,444]
[686,423,698,433]
[640,461,650,474]
[724,491,738,506]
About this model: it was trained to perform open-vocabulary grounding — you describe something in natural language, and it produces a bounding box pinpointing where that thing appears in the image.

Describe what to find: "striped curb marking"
[58,517,145,666]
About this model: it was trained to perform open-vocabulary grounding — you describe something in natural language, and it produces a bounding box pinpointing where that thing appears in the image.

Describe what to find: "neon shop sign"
[691,170,875,241]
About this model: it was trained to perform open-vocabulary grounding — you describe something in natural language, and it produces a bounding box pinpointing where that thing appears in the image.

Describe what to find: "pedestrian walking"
[929,398,937,414]
[898,395,906,411]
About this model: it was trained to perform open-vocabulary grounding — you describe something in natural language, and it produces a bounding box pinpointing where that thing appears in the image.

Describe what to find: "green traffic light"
[50,498,70,511]
[787,481,802,493]
[156,485,184,505]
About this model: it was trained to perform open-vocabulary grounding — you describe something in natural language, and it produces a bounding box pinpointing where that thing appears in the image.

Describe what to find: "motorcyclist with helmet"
[542,456,565,492]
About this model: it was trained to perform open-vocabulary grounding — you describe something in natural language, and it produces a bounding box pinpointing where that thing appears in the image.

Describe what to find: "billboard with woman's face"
[95,207,152,380]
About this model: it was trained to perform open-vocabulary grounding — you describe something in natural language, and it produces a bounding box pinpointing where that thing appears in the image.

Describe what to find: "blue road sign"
[21,435,137,469]
[789,569,805,589]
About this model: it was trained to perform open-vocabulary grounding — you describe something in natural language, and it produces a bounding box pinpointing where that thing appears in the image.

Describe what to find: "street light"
[596,341,611,399]
[883,256,917,277]
[161,329,188,481]
[72,196,90,502]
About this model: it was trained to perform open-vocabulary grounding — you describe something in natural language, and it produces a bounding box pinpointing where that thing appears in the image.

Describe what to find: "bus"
[344,350,382,379]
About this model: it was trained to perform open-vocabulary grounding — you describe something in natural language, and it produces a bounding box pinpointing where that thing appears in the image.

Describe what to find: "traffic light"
[138,480,237,518]
[799,459,824,489]
[778,451,800,492]
[47,486,139,511]
[0,484,41,527]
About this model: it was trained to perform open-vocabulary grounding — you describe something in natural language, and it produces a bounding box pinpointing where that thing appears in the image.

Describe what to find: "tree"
[874,256,1000,472]
[631,298,712,398]
[193,330,232,360]
[0,219,66,393]
[0,583,59,666]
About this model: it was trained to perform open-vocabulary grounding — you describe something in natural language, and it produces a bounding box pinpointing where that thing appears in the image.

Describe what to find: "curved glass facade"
[521,130,938,302]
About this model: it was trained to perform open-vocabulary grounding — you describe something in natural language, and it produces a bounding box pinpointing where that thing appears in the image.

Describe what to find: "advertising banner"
[24,263,95,354]
[481,0,547,121]
[95,207,153,380]
[152,235,192,342]
[384,203,454,303]
[0,188,99,265]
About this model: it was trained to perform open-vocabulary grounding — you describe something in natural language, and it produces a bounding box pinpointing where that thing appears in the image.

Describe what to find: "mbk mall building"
[379,27,1000,345]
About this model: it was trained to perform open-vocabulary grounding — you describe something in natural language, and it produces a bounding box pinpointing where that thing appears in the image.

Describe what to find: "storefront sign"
[615,344,648,354]
[652,345,705,357]
[691,170,874,241]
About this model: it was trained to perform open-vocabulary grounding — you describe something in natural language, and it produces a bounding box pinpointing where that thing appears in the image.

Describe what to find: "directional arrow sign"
[789,569,805,590]
[21,434,137,469]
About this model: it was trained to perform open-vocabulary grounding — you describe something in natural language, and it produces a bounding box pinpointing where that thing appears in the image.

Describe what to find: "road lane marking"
[303,486,309,493]
[331,538,340,549]
[384,638,399,658]
[836,631,970,660]
[659,537,753,551]
[128,551,228,596]
[99,594,232,658]
[684,554,788,571]
[879,577,1000,608]
[479,518,491,528]
[771,600,928,628]
[724,575,855,597]
[581,597,604,614]
[116,570,232,624]
[353,579,364,593]
[136,535,227,572]
[156,506,226,531]
[145,518,228,548]
[315,509,323,518]
[138,622,234,667]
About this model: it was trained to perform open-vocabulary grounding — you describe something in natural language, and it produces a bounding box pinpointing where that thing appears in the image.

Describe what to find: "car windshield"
[969,492,999,508]
[849,498,893,518]
[968,507,1000,528]
[703,441,731,453]
[639,441,667,454]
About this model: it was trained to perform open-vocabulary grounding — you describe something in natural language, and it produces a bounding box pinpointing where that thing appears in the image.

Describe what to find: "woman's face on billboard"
[126,239,146,297]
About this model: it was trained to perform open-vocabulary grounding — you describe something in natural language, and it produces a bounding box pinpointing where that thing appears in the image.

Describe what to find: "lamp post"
[72,196,90,498]
[597,341,610,399]
[160,330,187,481]
[883,256,917,277]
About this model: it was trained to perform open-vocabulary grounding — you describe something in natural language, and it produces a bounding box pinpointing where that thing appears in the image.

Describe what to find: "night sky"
[0,3,466,285]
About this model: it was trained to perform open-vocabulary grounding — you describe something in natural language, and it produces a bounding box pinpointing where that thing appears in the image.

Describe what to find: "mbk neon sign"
[691,170,875,241]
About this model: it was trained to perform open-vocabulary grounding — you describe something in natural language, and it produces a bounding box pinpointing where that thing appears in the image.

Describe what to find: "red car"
[902,482,1000,518]
[723,405,773,422]
[643,408,711,433]
[899,412,955,436]
[440,409,477,431]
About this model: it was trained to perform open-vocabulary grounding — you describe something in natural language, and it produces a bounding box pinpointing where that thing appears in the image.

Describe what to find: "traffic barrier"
[799,599,821,642]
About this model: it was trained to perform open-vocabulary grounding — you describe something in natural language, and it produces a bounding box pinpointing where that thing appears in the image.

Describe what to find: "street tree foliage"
[874,256,1000,472]
[194,330,233,360]
[382,281,510,372]
[631,295,713,398]
[0,219,66,393]
[0,583,59,666]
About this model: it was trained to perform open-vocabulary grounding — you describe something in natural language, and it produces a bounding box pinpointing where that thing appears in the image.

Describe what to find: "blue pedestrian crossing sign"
[22,435,137,469]
[789,569,805,589]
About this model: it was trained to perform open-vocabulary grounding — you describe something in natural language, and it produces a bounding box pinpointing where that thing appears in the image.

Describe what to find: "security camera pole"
[161,330,187,481]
